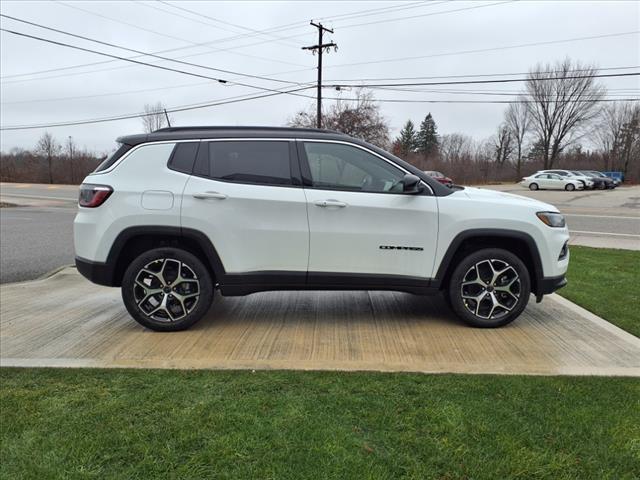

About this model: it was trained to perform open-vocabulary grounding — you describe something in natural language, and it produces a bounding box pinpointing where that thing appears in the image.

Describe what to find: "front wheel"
[565,183,575,191]
[447,248,531,328]
[122,247,214,331]
[528,183,539,191]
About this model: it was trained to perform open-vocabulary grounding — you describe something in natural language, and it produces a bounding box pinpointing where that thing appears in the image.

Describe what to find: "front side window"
[204,141,291,185]
[303,142,405,193]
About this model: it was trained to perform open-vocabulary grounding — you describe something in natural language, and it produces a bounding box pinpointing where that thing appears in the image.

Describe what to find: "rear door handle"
[193,191,227,200]
[314,199,347,208]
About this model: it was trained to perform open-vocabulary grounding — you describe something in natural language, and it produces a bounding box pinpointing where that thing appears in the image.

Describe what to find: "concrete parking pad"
[1,267,639,376]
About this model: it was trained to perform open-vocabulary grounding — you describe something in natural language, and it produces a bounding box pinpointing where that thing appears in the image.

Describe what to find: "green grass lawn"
[559,246,640,337]
[1,369,639,479]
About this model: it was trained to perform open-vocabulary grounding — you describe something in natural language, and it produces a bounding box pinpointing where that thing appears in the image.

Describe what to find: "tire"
[121,247,214,331]
[447,248,531,328]
[565,183,575,191]
[528,183,538,191]
[598,183,606,190]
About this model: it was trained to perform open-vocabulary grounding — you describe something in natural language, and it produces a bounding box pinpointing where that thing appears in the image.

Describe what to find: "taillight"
[79,184,113,208]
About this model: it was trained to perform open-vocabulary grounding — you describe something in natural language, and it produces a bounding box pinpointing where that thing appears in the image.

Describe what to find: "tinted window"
[168,142,199,173]
[303,142,405,193]
[207,141,291,185]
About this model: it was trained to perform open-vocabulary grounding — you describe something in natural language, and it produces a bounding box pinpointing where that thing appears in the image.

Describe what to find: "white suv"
[74,127,569,331]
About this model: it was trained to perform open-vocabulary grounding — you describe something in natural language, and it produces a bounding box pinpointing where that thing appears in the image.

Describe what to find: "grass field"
[1,369,639,479]
[1,247,639,479]
[559,246,639,337]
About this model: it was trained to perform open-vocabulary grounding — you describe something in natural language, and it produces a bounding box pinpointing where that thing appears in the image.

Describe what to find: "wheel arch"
[105,226,225,287]
[433,229,543,296]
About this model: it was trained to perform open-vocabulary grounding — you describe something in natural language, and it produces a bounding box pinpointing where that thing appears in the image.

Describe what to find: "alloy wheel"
[460,259,521,320]
[133,258,200,322]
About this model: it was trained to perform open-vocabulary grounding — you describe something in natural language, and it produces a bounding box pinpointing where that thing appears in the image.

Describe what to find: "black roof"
[117,126,348,146]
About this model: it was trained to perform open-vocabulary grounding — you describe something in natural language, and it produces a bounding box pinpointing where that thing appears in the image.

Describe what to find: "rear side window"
[168,142,199,173]
[94,143,133,172]
[204,141,291,185]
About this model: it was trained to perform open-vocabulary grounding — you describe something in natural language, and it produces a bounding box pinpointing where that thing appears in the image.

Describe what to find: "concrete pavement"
[1,267,639,375]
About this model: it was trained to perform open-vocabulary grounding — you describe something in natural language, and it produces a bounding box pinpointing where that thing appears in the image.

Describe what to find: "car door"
[548,174,564,189]
[298,140,438,280]
[181,139,309,274]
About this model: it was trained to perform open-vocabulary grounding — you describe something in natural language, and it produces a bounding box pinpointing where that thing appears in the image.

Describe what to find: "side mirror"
[401,173,423,194]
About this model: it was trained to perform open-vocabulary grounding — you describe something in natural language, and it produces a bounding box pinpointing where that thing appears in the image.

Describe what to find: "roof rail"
[152,125,344,135]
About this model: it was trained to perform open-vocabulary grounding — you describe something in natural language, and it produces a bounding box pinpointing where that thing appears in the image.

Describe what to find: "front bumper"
[536,275,567,302]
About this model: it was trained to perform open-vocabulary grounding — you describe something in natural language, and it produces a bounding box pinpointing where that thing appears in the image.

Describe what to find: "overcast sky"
[1,0,638,153]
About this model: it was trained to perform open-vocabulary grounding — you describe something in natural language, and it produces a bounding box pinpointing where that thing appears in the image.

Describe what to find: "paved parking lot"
[1,267,639,376]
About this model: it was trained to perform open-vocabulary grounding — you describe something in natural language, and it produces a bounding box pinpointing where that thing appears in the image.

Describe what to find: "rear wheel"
[565,183,575,191]
[448,248,531,328]
[122,247,214,331]
[528,183,538,191]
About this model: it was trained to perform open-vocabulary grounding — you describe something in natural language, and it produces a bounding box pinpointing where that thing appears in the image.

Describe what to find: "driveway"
[1,267,639,376]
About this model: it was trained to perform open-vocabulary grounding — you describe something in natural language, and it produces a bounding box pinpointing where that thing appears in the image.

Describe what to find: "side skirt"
[218,271,437,296]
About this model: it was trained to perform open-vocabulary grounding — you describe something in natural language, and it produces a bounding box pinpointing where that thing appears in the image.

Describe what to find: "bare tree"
[36,132,61,184]
[505,100,530,179]
[493,124,514,166]
[618,104,640,177]
[288,90,390,147]
[597,101,636,171]
[525,59,606,169]
[66,136,76,184]
[141,102,172,133]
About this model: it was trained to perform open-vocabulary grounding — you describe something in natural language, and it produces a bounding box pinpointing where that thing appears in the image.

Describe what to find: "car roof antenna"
[163,109,172,128]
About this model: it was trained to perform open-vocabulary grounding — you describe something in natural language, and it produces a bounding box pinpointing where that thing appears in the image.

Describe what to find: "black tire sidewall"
[529,183,538,190]
[122,247,214,331]
[566,184,575,191]
[448,248,531,328]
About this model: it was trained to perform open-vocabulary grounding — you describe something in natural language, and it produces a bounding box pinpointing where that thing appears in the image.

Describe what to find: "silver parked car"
[520,173,584,191]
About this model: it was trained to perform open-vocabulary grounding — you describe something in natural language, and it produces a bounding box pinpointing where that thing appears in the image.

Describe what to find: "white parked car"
[539,170,594,189]
[521,173,583,191]
[74,127,569,331]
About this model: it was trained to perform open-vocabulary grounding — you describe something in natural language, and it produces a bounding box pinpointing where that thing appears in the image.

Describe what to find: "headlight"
[536,211,566,228]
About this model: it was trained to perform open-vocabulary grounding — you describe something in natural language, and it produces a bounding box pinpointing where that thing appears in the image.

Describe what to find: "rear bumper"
[536,275,567,301]
[75,256,116,287]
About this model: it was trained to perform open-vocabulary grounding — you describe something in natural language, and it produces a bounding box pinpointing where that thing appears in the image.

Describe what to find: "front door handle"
[314,199,347,208]
[193,191,227,200]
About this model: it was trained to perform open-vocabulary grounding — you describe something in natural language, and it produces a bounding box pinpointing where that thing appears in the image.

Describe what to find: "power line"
[327,72,640,89]
[0,86,315,131]
[0,15,307,86]
[324,65,640,83]
[326,30,640,69]
[3,86,637,132]
[156,0,300,48]
[0,26,322,105]
[0,0,509,83]
[333,0,513,30]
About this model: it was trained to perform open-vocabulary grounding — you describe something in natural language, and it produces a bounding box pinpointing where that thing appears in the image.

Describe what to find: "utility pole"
[302,22,337,129]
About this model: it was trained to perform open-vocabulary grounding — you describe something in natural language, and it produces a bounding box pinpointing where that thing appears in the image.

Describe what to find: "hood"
[456,187,559,212]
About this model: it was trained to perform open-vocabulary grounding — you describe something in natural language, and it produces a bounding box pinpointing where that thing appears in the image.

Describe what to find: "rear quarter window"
[94,143,133,172]
[167,142,199,174]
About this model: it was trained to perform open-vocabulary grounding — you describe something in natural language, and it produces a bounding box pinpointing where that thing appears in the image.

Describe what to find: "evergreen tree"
[395,120,418,158]
[416,113,439,156]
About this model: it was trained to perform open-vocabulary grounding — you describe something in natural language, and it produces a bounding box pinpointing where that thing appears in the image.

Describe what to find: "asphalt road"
[1,182,638,283]
[0,206,75,283]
